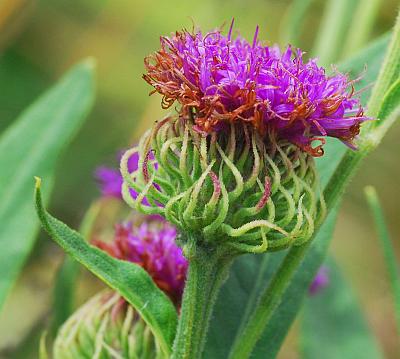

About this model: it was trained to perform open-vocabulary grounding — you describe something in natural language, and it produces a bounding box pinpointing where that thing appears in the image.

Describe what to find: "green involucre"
[121,118,325,254]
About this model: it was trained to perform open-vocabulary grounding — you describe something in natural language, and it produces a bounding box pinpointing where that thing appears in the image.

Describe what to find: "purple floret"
[95,151,155,205]
[93,220,187,306]
[95,166,124,198]
[144,22,368,156]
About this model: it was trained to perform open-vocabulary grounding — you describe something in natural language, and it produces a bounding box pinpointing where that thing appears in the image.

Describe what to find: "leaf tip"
[39,331,49,359]
[34,176,42,190]
[81,57,97,72]
[364,185,377,200]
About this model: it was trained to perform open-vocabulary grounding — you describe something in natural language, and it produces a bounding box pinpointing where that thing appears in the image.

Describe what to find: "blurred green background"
[0,0,398,358]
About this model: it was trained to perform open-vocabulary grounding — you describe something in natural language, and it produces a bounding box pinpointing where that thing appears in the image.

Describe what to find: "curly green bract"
[121,116,326,254]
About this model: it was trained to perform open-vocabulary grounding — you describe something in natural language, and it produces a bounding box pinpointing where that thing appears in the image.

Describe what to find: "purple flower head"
[93,219,187,306]
[309,266,329,295]
[143,22,368,156]
[95,150,157,205]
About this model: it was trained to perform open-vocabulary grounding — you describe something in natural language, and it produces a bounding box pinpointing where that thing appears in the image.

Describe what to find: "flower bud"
[53,291,160,358]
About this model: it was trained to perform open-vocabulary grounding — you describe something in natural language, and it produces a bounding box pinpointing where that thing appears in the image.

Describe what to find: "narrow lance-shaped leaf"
[34,178,178,356]
[365,186,400,336]
[39,333,48,359]
[301,258,383,359]
[51,200,102,333]
[0,59,95,310]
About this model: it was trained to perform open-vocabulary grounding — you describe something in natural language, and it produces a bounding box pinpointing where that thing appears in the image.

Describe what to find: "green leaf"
[0,50,49,133]
[34,179,178,356]
[51,200,102,333]
[204,251,285,359]
[0,60,95,310]
[301,258,383,359]
[205,35,390,359]
[365,186,400,336]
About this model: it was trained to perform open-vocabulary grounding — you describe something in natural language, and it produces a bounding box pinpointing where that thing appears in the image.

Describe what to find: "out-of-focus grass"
[0,0,399,357]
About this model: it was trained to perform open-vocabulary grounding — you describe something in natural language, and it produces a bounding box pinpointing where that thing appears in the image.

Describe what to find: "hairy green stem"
[172,244,234,359]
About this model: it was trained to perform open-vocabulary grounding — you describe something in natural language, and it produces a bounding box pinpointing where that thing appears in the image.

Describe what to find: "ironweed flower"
[121,23,366,254]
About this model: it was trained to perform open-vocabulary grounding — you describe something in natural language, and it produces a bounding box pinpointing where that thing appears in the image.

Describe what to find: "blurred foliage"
[0,0,399,358]
[301,258,383,359]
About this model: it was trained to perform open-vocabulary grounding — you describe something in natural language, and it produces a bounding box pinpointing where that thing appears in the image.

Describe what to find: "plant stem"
[229,243,310,359]
[172,245,234,359]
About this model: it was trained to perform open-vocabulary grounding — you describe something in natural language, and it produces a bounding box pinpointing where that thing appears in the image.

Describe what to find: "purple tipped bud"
[309,266,329,295]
